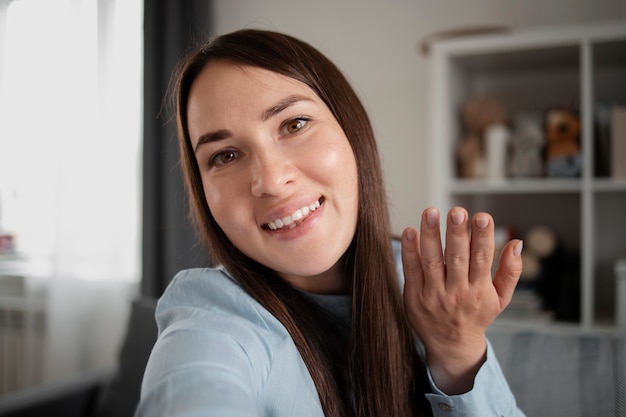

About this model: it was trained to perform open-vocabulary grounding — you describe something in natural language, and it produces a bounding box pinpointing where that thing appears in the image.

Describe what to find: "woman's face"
[187,61,359,294]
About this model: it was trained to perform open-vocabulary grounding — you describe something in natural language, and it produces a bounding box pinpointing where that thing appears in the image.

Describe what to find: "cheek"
[202,176,248,234]
[311,133,357,177]
[307,136,360,225]
[319,139,359,196]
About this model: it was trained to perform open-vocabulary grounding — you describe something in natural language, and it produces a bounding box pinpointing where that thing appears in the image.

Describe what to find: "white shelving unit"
[429,22,626,330]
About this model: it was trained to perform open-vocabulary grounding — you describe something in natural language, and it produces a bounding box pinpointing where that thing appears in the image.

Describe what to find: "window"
[0,0,142,393]
[0,0,142,282]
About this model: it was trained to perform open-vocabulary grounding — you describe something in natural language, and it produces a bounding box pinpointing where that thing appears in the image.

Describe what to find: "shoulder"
[158,266,247,313]
[142,267,293,396]
[140,268,322,414]
[156,267,285,337]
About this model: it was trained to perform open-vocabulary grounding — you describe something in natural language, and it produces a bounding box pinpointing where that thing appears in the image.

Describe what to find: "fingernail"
[514,240,523,257]
[405,228,416,242]
[451,210,464,226]
[476,215,489,229]
[426,208,438,227]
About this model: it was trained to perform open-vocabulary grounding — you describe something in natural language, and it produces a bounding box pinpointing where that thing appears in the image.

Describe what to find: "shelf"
[592,178,626,192]
[430,21,626,331]
[449,178,582,194]
[449,178,626,194]
[490,316,620,336]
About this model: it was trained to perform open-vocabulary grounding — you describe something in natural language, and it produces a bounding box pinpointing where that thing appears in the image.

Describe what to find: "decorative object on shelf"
[508,113,544,178]
[611,105,626,179]
[456,96,508,179]
[526,225,580,322]
[456,135,485,179]
[543,107,582,177]
[485,124,510,182]
[515,225,554,316]
[0,227,16,255]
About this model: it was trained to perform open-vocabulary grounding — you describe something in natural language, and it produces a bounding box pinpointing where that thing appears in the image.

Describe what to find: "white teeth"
[267,199,321,231]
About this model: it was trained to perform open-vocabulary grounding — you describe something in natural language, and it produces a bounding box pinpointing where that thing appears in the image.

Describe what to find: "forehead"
[187,61,319,116]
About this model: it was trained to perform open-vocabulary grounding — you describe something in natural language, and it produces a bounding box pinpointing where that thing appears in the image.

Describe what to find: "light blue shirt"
[137,244,526,417]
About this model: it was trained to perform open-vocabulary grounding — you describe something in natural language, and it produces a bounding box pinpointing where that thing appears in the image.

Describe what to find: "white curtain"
[0,0,142,385]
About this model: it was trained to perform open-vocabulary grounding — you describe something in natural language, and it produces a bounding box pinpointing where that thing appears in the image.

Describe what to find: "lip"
[265,202,323,240]
[260,196,324,232]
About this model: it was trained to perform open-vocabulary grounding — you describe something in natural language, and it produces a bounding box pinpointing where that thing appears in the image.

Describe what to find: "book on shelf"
[594,104,612,177]
[612,106,626,179]
[499,287,553,322]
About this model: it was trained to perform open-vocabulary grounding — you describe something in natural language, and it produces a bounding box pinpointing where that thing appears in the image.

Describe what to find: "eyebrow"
[194,129,233,153]
[261,94,312,122]
[193,94,314,153]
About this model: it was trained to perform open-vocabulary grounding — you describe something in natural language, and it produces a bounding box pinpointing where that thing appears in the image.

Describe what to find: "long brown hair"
[171,29,431,417]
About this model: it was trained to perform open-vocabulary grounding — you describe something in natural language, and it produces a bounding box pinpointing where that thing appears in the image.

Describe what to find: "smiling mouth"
[263,198,324,231]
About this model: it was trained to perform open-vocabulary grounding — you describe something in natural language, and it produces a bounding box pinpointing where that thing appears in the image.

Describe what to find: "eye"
[209,149,240,167]
[280,117,310,135]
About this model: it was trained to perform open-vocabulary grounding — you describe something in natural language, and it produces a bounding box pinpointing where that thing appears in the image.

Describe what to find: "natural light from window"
[0,0,142,282]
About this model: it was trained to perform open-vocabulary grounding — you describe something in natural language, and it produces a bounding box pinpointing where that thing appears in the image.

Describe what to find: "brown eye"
[287,120,303,133]
[219,151,237,164]
[281,117,310,135]
[210,149,239,166]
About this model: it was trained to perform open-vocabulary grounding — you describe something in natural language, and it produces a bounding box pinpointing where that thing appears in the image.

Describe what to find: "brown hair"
[171,29,431,417]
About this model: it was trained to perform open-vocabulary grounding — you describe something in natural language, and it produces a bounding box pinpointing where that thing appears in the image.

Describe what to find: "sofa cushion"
[93,296,158,417]
[488,326,626,417]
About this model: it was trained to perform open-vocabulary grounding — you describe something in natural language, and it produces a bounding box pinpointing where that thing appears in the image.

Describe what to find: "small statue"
[543,107,581,177]
[509,114,544,178]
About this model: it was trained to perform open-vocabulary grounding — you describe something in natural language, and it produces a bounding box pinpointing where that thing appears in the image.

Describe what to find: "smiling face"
[187,61,359,294]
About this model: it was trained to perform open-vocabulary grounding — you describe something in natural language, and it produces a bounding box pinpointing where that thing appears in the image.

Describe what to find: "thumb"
[493,239,524,309]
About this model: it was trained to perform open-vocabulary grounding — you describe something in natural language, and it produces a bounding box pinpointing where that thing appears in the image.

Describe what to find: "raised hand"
[401,207,523,394]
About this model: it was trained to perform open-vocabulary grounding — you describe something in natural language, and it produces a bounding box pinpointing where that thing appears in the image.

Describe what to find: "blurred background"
[0,1,625,416]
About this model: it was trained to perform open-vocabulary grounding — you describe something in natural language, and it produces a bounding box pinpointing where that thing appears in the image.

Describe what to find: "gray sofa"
[0,296,624,417]
[487,324,626,417]
[0,297,158,417]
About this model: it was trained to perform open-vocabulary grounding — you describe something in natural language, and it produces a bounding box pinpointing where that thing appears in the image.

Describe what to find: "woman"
[136,29,525,417]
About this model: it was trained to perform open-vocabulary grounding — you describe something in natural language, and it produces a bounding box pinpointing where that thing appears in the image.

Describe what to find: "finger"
[443,207,470,289]
[493,239,524,309]
[418,208,446,293]
[468,212,495,285]
[401,227,423,300]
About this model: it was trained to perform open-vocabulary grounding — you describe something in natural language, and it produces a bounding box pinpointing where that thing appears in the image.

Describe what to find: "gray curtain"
[141,0,213,297]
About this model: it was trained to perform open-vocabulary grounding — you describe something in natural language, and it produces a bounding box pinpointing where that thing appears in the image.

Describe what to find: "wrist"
[425,336,487,395]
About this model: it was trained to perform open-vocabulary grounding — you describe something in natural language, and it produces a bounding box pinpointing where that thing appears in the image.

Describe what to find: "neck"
[279,261,349,295]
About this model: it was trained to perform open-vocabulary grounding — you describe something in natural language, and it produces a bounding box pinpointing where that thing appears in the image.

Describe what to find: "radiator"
[0,274,46,395]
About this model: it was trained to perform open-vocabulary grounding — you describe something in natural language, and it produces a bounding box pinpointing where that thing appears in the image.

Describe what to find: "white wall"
[211,0,626,235]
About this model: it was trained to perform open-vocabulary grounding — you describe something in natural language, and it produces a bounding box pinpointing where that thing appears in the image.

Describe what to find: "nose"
[250,149,296,197]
